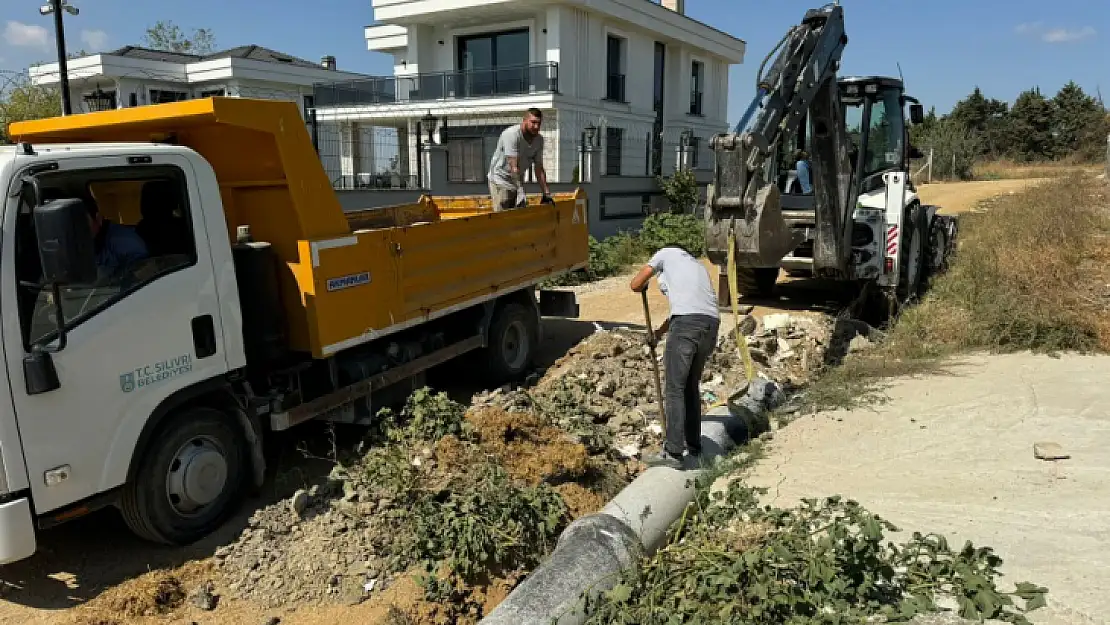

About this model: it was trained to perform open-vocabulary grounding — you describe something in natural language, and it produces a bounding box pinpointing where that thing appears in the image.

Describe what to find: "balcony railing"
[314,62,559,106]
[604,73,627,103]
[689,91,704,116]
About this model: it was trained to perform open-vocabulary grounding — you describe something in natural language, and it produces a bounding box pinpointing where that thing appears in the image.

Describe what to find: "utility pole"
[40,0,80,116]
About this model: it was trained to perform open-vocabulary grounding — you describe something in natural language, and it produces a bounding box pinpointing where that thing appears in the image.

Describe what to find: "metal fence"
[307,95,716,189]
[314,63,559,106]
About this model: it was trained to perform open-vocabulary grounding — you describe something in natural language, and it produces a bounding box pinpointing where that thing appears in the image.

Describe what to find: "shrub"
[638,211,706,256]
[658,167,700,213]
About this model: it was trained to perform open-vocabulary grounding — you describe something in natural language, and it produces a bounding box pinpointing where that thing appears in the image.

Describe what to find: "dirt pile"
[213,313,834,615]
[475,314,832,458]
[216,393,628,612]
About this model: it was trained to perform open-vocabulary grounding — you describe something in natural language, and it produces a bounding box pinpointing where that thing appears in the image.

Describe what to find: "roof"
[105,45,325,69]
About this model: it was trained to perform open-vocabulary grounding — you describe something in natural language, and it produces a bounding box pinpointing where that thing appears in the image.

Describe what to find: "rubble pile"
[215,311,835,611]
[476,312,833,459]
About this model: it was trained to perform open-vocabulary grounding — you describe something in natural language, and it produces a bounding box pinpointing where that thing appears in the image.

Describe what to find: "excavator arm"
[706,3,854,277]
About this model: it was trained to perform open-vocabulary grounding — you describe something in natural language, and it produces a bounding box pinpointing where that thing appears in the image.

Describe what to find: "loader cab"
[839,76,922,193]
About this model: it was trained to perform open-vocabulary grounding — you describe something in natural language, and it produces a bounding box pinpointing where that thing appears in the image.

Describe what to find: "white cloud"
[1015,22,1097,43]
[1041,26,1096,43]
[80,29,109,51]
[3,21,50,48]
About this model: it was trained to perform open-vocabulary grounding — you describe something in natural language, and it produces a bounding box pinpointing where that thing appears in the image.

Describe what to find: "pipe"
[480,378,784,625]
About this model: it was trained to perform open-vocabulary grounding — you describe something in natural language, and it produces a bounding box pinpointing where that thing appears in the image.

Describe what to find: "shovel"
[641,289,666,429]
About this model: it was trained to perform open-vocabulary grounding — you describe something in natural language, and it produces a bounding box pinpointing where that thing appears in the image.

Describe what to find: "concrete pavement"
[745,352,1110,625]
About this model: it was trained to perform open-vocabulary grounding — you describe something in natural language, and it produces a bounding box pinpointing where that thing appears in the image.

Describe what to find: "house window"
[198,88,226,98]
[605,127,623,176]
[149,89,189,104]
[690,61,704,115]
[605,35,626,102]
[302,94,315,120]
[457,29,530,97]
[82,89,117,113]
[689,135,700,168]
[447,137,486,182]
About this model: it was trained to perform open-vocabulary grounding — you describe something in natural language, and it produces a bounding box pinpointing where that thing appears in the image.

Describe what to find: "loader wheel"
[896,204,928,304]
[736,267,779,298]
[925,216,951,281]
[485,301,538,383]
[119,407,248,545]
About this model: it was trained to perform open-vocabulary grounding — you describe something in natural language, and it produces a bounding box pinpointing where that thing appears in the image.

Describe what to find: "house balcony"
[314,62,559,107]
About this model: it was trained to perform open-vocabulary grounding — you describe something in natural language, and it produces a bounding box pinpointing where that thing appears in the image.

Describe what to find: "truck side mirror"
[23,198,98,395]
[909,104,925,125]
[34,198,98,286]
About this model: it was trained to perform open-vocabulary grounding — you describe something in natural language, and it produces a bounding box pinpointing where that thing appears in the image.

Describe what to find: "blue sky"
[1,0,1106,123]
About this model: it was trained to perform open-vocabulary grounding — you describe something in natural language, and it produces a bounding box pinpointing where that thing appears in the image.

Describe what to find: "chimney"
[661,0,684,14]
[321,55,337,70]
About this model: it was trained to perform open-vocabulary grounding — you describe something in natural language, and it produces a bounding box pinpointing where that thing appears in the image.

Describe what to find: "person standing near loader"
[487,108,554,210]
[629,243,720,468]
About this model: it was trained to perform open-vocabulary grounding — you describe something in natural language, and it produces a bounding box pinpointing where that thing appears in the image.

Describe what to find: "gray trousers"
[489,181,524,211]
[662,314,720,456]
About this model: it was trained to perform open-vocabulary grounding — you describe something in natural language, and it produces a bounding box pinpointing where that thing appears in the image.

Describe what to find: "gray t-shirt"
[648,247,720,319]
[488,124,544,190]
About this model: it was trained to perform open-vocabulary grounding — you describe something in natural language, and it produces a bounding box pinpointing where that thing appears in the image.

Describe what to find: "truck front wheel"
[485,301,538,383]
[119,407,248,545]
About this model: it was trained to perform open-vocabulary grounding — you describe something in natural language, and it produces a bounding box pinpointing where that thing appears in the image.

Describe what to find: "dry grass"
[802,173,1110,412]
[972,159,1102,181]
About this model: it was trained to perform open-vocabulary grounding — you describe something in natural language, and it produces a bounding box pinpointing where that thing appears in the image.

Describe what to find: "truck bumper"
[0,497,36,564]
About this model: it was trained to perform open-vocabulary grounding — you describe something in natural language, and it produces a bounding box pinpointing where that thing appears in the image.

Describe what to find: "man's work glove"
[540,194,555,205]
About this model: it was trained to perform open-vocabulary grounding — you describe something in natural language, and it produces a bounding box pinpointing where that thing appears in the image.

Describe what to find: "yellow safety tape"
[709,225,755,410]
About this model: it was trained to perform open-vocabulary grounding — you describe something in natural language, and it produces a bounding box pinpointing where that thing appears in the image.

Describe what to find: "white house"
[28,45,372,185]
[312,0,745,185]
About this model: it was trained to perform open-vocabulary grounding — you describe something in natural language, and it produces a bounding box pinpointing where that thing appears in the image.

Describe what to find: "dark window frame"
[689,60,704,116]
[605,127,624,176]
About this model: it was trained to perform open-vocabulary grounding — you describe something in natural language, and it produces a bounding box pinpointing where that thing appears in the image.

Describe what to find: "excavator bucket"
[706,142,804,268]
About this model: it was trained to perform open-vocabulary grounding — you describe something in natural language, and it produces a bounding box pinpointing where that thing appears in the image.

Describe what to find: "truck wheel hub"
[501,320,528,369]
[166,436,228,515]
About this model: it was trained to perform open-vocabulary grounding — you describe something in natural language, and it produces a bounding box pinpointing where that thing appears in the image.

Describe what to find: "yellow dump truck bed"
[10,97,588,358]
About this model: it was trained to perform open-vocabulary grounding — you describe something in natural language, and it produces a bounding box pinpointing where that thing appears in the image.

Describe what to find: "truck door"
[1,154,229,515]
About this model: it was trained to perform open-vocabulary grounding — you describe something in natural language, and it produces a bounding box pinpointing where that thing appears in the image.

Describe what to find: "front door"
[1,153,228,514]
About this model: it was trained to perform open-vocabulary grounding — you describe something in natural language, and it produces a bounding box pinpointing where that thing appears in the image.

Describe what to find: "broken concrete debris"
[214,311,834,609]
[1033,442,1070,461]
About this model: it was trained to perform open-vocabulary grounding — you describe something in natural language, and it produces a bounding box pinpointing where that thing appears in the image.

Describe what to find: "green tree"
[1051,81,1107,161]
[909,105,938,147]
[1009,87,1056,161]
[141,21,216,54]
[0,74,61,144]
[948,86,1011,156]
[917,117,982,180]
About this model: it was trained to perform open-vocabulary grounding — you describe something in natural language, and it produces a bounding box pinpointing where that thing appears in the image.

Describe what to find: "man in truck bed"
[487,108,554,210]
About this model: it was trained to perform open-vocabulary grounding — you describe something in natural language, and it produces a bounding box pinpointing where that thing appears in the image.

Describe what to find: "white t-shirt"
[488,125,544,190]
[648,247,719,318]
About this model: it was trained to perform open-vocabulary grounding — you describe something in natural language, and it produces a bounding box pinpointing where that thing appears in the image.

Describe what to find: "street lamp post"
[40,0,80,116]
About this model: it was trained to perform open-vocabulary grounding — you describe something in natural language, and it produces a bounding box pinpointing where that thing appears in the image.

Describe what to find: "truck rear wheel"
[119,407,248,545]
[736,267,779,298]
[485,301,538,383]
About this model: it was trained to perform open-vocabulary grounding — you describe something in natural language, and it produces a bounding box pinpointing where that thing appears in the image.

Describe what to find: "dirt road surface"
[746,353,1110,625]
[918,178,1048,214]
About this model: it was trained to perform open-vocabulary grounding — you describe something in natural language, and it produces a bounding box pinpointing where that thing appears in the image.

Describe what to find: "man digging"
[630,241,720,469]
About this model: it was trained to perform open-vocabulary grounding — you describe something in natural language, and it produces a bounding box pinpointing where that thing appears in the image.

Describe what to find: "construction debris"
[1033,442,1070,461]
[214,311,835,610]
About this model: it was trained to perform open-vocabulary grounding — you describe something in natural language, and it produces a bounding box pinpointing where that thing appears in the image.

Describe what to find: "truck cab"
[0,141,245,562]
